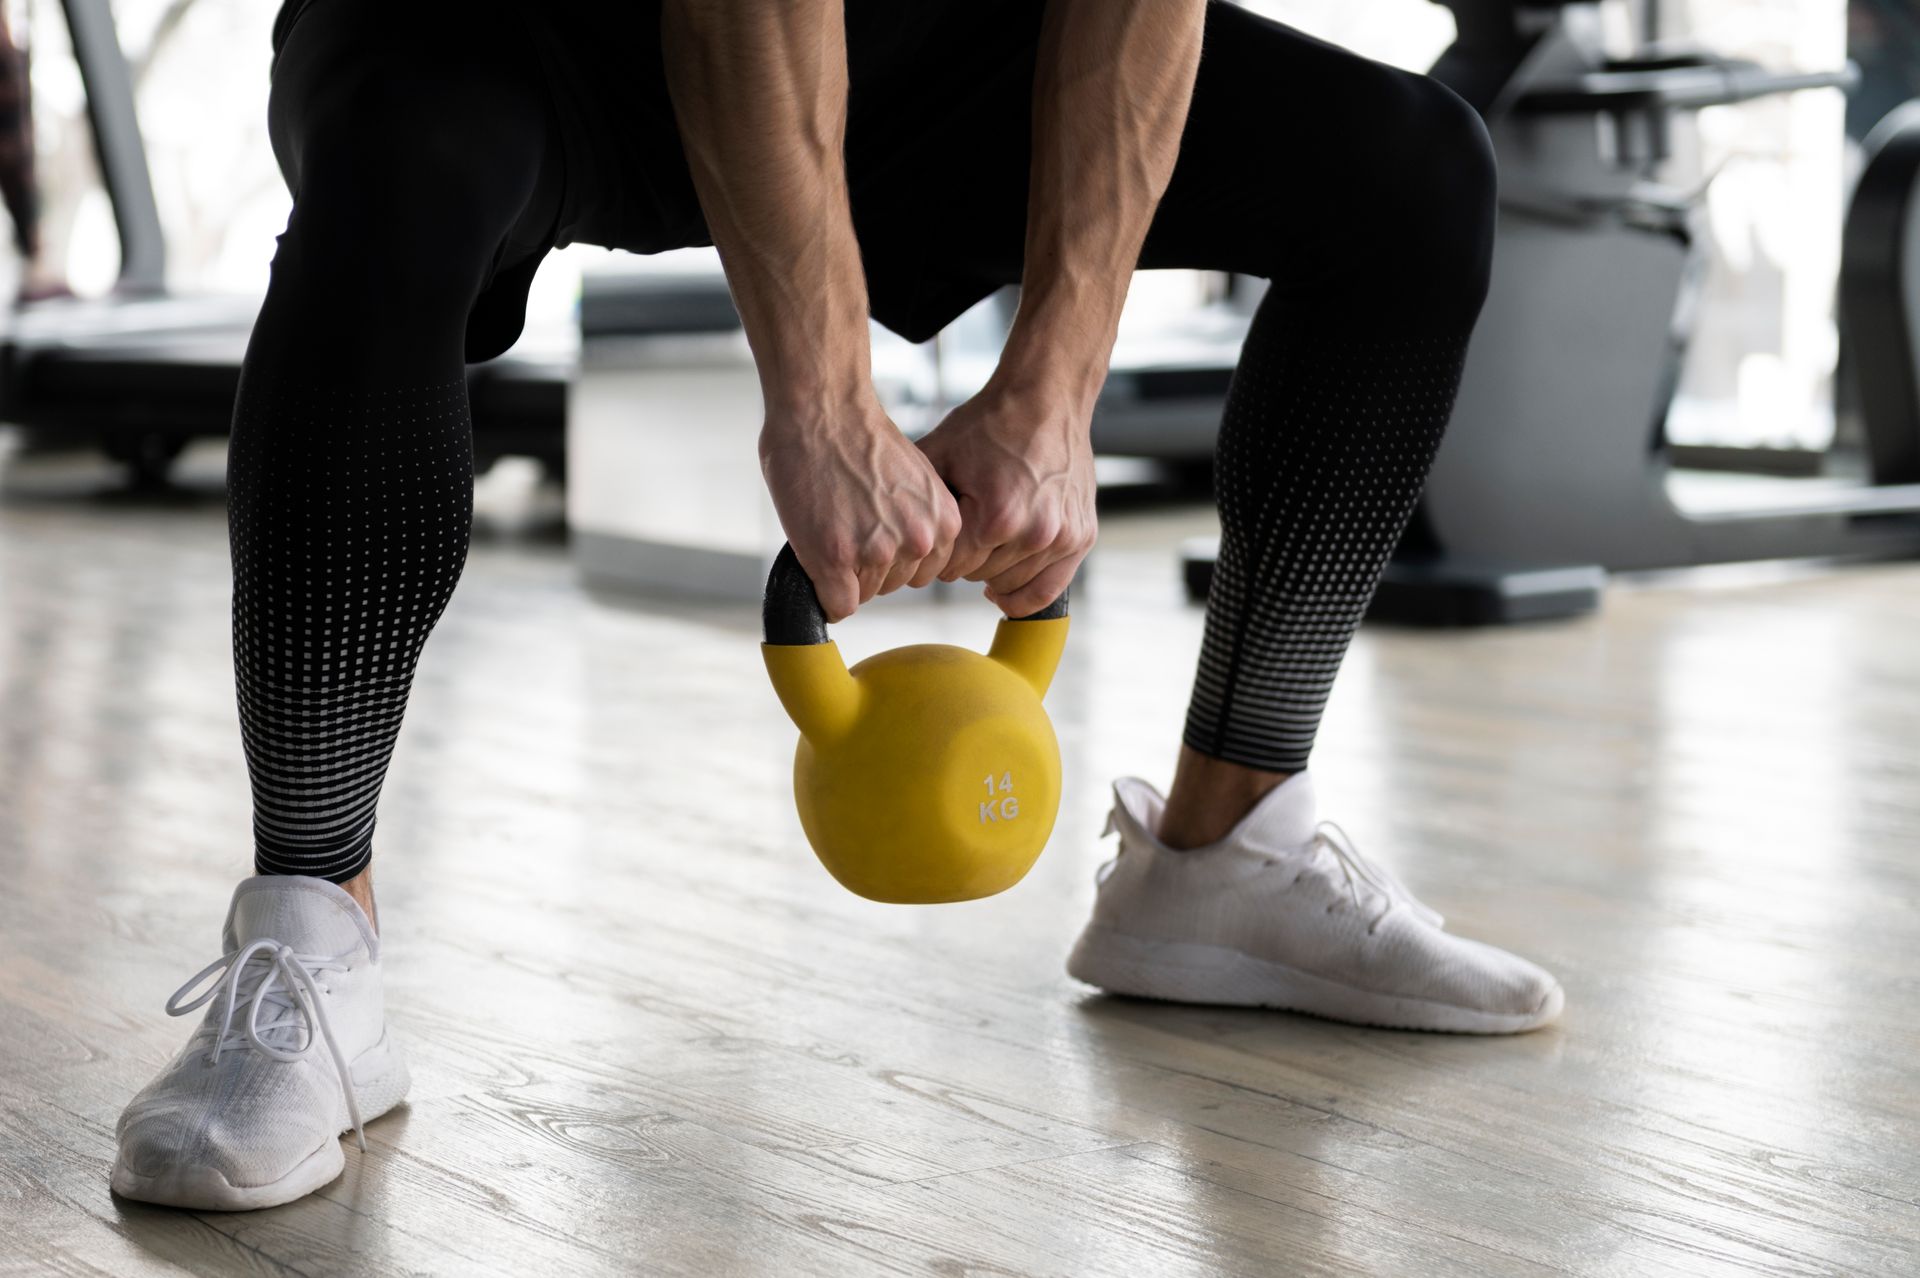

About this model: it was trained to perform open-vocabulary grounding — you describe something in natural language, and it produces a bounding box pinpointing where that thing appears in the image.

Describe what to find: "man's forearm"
[661,1,873,421]
[663,0,960,621]
[998,0,1206,408]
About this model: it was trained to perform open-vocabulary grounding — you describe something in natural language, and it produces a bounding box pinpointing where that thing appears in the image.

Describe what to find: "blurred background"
[5,1,1903,421]
[8,0,1920,594]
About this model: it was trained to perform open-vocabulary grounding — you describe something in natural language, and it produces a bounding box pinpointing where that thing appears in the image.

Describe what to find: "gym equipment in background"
[1382,0,1920,623]
[1183,0,1920,623]
[762,545,1068,905]
[3,0,568,487]
[568,263,772,598]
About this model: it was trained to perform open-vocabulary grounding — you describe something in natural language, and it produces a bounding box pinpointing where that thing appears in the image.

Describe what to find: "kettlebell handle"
[762,543,1068,644]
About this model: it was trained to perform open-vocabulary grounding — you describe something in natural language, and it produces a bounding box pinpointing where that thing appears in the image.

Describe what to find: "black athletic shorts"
[271,0,1051,351]
[269,1,1467,359]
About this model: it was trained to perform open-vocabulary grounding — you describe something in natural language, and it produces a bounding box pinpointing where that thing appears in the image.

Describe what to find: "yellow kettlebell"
[761,544,1070,904]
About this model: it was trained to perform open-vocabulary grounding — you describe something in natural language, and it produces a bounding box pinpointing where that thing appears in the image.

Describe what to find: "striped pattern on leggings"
[228,377,474,881]
[1183,307,1469,774]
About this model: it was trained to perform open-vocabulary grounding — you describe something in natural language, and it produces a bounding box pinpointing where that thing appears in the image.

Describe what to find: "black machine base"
[1178,538,1603,627]
[1365,559,1606,626]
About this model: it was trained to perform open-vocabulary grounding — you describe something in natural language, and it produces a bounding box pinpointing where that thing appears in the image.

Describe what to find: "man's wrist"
[994,278,1123,419]
[760,375,877,421]
[758,380,892,450]
[988,344,1106,425]
[752,327,880,434]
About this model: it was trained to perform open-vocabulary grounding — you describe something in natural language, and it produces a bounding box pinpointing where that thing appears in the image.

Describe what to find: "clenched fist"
[760,397,962,623]
[916,379,1097,618]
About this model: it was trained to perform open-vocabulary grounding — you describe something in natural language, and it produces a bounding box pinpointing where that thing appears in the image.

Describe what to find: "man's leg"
[113,0,564,1209]
[233,8,560,911]
[1082,12,1556,1029]
[1157,279,1478,845]
[1136,19,1496,847]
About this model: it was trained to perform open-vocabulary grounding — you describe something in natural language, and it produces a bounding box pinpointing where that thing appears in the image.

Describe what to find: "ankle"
[1156,746,1293,850]
[339,866,378,933]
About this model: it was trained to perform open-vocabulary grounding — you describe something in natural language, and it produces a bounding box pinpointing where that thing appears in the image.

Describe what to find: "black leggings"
[237,0,1494,881]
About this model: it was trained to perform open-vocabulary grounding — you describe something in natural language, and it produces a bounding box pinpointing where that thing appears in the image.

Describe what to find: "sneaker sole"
[110,1029,412,1211]
[1066,925,1563,1035]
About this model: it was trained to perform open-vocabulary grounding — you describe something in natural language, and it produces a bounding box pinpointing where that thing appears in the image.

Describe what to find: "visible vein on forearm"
[662,0,871,411]
[1002,0,1206,405]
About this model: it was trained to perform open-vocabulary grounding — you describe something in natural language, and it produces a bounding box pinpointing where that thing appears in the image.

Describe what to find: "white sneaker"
[1067,775,1564,1033]
[112,876,409,1210]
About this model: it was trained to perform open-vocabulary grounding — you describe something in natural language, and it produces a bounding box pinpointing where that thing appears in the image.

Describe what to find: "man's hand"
[917,381,1097,619]
[762,400,961,622]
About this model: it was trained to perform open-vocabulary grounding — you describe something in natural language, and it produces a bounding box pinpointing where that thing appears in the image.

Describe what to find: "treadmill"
[4,0,569,485]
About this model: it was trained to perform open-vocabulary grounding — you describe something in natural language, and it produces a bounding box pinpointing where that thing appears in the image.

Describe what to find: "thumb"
[814,571,860,624]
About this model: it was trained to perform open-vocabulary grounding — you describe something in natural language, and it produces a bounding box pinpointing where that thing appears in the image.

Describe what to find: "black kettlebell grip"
[762,542,1069,644]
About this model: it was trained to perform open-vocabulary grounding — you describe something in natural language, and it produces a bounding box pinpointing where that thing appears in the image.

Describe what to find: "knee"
[1361,70,1498,319]
[269,64,544,312]
[274,173,494,318]
[277,158,515,308]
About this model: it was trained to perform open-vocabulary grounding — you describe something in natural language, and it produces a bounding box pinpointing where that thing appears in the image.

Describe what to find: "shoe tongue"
[224,876,373,957]
[1111,776,1168,839]
[1230,772,1320,853]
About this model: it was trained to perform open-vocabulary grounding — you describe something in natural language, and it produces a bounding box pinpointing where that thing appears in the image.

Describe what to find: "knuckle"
[981,511,1022,543]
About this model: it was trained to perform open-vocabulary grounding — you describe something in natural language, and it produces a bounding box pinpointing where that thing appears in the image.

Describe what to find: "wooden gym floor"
[1,439,1916,1276]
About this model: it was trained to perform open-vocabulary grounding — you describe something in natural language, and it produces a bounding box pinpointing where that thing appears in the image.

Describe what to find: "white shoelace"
[1314,821,1445,932]
[1098,806,1446,933]
[165,938,367,1150]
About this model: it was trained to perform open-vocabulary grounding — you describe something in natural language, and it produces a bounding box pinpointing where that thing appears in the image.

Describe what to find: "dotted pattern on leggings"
[1184,321,1470,773]
[227,376,474,882]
